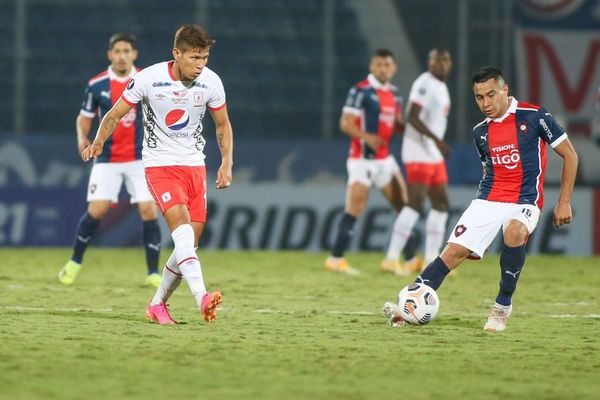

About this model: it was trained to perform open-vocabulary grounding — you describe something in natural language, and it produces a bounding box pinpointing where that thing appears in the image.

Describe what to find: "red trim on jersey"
[207,102,226,111]
[594,189,600,254]
[168,61,177,80]
[487,114,523,203]
[88,70,109,85]
[356,79,369,89]
[516,101,540,110]
[121,96,137,107]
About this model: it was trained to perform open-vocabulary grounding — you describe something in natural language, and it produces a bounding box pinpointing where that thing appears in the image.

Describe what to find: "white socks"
[386,207,420,260]
[151,224,206,308]
[425,209,448,264]
[150,251,182,306]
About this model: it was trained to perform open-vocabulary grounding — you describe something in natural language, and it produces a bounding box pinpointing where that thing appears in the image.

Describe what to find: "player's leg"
[416,199,503,290]
[425,180,449,265]
[484,204,540,332]
[384,178,426,266]
[124,160,162,286]
[326,159,370,275]
[59,163,121,284]
[138,201,162,286]
[378,160,416,274]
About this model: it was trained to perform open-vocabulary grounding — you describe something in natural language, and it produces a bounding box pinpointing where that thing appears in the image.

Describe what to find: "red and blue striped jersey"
[472,98,567,209]
[80,67,143,163]
[342,74,403,160]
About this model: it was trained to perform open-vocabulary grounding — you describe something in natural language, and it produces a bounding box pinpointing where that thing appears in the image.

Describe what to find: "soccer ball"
[396,283,440,325]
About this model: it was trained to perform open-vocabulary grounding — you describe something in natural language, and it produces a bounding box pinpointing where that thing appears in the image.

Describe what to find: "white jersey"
[402,71,451,163]
[122,61,226,167]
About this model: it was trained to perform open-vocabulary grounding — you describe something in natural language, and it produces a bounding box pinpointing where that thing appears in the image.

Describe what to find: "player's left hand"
[81,140,105,162]
[215,163,232,189]
[553,202,573,228]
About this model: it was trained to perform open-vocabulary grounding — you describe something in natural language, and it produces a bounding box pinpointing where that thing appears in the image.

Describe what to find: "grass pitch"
[1,248,599,400]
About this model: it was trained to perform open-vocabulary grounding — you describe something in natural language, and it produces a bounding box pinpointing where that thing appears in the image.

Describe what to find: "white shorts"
[346,156,400,189]
[87,160,153,203]
[448,199,541,258]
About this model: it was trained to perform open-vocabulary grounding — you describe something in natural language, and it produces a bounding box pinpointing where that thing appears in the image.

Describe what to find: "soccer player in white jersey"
[82,25,233,324]
[382,48,453,275]
[58,33,162,288]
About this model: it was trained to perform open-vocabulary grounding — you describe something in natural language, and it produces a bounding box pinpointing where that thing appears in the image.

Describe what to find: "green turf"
[1,248,599,400]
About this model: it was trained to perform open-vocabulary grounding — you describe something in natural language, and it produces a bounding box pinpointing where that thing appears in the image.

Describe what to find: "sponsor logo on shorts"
[161,192,171,203]
[89,184,97,194]
[454,224,467,237]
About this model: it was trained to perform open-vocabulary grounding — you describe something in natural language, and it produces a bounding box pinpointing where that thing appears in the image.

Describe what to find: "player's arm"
[81,98,133,162]
[551,138,578,228]
[76,115,94,156]
[210,106,233,189]
[339,112,383,151]
[407,102,450,157]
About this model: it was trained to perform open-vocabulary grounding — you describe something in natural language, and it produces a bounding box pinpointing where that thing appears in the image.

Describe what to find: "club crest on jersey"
[454,224,467,237]
[161,192,171,203]
[519,121,529,134]
[165,109,190,130]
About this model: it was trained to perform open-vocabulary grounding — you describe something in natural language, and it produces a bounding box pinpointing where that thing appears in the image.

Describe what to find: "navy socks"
[496,243,526,306]
[332,213,356,258]
[71,212,101,264]
[143,219,161,275]
[415,256,450,290]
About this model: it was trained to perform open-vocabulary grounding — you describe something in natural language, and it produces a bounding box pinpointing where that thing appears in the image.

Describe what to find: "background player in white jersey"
[58,33,162,288]
[325,49,416,275]
[383,48,453,275]
[82,25,233,324]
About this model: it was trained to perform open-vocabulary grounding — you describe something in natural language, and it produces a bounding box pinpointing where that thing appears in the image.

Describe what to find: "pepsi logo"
[165,109,190,130]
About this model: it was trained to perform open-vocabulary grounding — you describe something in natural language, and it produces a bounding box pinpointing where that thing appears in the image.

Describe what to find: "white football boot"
[484,303,512,332]
[382,302,405,327]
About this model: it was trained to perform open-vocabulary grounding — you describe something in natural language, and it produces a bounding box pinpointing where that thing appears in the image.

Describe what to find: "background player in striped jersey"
[82,25,232,324]
[325,49,415,275]
[382,48,453,275]
[383,66,578,332]
[58,33,162,288]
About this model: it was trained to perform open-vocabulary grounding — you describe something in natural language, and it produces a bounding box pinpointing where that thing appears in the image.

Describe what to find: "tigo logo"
[165,109,189,130]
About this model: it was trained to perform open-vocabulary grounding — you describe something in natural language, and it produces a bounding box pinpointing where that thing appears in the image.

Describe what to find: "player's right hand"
[77,137,91,157]
[81,140,104,162]
[435,139,451,158]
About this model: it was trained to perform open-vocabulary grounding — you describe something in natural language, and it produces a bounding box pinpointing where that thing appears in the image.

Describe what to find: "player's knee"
[87,202,109,219]
[440,243,470,268]
[503,223,528,247]
[138,201,158,220]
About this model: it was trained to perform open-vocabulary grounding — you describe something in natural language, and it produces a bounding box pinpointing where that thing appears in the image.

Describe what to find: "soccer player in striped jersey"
[383,66,578,332]
[58,33,162,288]
[325,49,415,275]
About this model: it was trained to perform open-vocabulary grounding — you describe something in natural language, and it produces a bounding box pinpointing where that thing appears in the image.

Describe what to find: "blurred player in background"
[58,33,162,288]
[383,66,578,332]
[382,48,453,275]
[325,49,416,276]
[82,25,232,324]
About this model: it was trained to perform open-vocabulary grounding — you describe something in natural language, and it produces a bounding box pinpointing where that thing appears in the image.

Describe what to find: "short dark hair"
[429,46,450,57]
[472,66,505,85]
[108,32,136,50]
[372,48,395,60]
[174,24,215,52]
